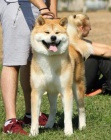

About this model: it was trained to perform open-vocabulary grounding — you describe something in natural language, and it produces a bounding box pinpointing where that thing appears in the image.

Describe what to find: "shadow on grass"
[39,111,78,134]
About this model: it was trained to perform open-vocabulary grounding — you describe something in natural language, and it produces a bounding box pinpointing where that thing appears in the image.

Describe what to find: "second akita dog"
[30,16,86,136]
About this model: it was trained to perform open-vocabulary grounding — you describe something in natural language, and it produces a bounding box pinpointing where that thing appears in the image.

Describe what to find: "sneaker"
[39,112,48,126]
[85,89,102,97]
[23,113,48,127]
[3,118,28,135]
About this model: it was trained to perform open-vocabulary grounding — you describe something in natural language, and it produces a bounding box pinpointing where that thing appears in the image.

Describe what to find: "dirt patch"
[0,10,111,64]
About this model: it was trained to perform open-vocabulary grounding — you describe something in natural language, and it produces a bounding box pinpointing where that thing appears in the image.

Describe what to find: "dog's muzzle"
[42,36,61,52]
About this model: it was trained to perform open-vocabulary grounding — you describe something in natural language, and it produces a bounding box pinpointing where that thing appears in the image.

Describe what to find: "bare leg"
[1,66,19,120]
[20,61,31,114]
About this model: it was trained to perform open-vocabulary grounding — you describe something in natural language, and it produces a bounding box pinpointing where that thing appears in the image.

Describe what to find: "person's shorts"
[0,0,39,66]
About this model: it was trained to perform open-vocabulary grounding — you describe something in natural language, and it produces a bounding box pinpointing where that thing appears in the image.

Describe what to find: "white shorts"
[0,0,39,66]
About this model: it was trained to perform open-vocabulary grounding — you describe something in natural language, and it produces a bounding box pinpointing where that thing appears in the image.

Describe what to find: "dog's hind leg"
[73,54,86,130]
[62,89,73,136]
[73,81,86,130]
[45,93,57,128]
[30,89,42,136]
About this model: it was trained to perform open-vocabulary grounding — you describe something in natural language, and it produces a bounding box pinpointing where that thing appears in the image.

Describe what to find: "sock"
[25,113,31,118]
[4,118,16,126]
[25,112,42,118]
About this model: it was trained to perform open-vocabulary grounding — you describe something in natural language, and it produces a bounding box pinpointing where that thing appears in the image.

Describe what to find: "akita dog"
[30,16,86,136]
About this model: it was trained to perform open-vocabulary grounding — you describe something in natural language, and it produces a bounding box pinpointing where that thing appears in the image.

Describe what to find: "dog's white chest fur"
[32,53,71,94]
[38,55,57,85]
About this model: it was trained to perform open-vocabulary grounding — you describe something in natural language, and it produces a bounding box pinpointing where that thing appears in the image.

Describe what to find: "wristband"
[39,7,49,11]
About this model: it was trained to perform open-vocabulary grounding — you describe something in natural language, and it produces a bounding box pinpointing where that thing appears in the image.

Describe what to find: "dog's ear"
[59,17,68,27]
[36,15,45,26]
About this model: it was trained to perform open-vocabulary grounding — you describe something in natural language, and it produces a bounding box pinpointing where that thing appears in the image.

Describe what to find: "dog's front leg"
[62,89,73,136]
[30,89,42,136]
[45,93,57,128]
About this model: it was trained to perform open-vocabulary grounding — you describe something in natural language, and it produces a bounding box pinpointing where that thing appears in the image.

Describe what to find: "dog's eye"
[55,32,59,34]
[45,32,50,34]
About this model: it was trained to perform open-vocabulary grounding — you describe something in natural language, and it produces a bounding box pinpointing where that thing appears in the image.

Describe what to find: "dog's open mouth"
[42,40,61,52]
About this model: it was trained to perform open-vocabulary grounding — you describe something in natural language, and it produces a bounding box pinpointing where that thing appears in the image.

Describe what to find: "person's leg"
[0,1,32,135]
[20,61,31,114]
[1,66,28,135]
[1,66,19,120]
[85,56,99,93]
[99,58,111,92]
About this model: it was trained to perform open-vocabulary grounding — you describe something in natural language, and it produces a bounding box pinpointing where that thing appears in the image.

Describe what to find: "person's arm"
[49,0,58,18]
[92,42,111,57]
[29,0,48,9]
[29,0,58,18]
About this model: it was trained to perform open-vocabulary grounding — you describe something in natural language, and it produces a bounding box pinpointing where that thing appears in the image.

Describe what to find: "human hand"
[39,8,55,19]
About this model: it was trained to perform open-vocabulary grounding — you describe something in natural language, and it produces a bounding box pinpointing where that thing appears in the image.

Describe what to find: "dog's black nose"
[51,36,56,41]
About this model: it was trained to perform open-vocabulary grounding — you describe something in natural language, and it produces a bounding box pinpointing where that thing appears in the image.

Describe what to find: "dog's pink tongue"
[49,45,58,52]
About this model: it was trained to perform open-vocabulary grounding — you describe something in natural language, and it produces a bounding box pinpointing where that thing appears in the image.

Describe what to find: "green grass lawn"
[0,65,111,140]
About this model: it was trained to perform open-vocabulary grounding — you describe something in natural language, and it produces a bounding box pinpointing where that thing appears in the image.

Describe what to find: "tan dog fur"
[30,16,86,136]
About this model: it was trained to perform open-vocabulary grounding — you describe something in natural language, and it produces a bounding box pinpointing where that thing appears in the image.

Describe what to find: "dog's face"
[31,16,69,55]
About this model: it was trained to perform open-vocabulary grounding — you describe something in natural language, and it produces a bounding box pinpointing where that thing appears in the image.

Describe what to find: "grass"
[0,64,111,140]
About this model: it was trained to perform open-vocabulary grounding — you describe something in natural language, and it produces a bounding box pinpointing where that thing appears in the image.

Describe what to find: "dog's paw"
[29,127,39,136]
[45,123,53,128]
[64,128,73,136]
[79,123,86,130]
[79,114,86,130]
[45,120,55,128]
